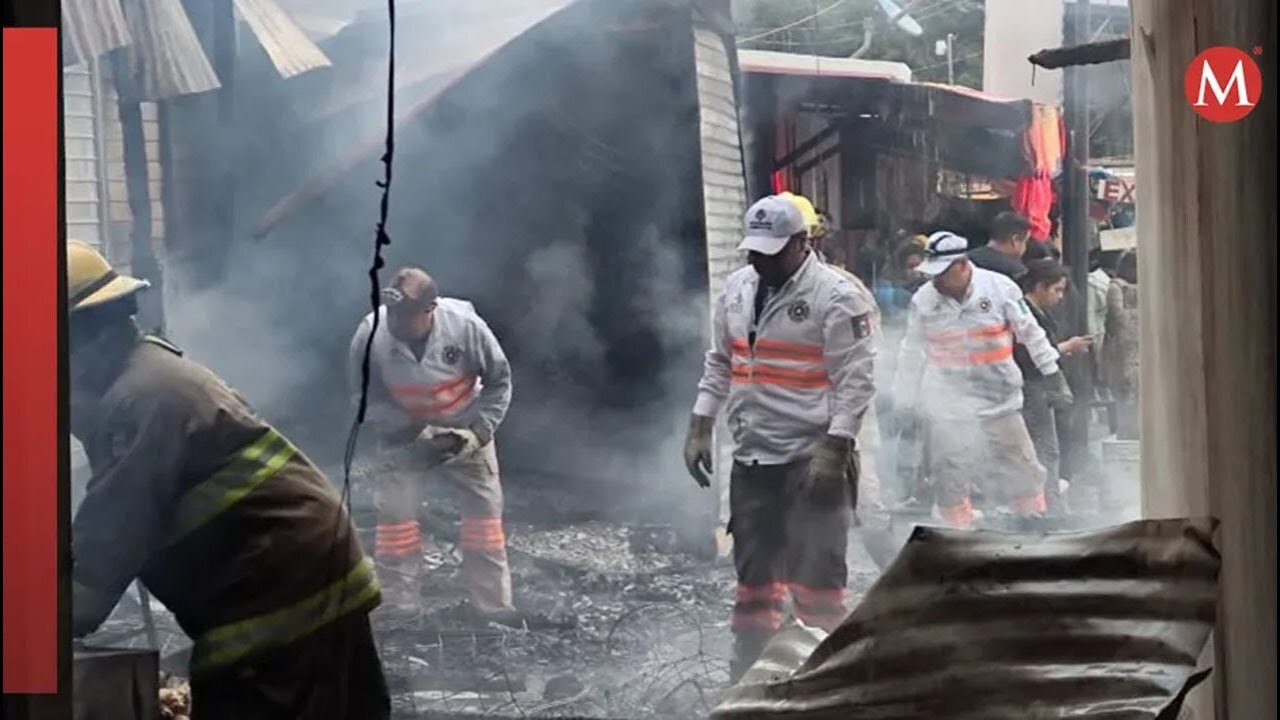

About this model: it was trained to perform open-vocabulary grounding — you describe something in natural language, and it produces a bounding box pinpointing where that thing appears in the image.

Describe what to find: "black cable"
[320,0,395,696]
[346,0,397,480]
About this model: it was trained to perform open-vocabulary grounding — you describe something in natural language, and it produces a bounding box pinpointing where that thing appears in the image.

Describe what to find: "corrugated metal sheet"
[61,0,131,67]
[691,23,747,527]
[305,0,579,122]
[233,0,332,79]
[116,0,221,100]
[692,25,746,326]
[253,0,583,237]
[714,518,1219,720]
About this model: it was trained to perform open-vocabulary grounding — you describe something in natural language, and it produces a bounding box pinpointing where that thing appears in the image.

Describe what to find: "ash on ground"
[88,472,882,720]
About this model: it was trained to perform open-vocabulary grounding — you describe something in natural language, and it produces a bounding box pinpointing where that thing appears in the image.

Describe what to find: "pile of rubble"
[158,674,191,720]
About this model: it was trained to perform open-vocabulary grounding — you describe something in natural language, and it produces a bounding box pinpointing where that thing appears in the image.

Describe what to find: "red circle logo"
[1184,46,1263,123]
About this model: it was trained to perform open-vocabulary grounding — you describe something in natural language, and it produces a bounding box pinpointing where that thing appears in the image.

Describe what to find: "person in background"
[892,232,1070,530]
[1086,248,1111,355]
[1016,260,1094,515]
[873,237,927,321]
[66,240,389,720]
[682,195,875,680]
[1103,250,1140,439]
[967,211,1033,282]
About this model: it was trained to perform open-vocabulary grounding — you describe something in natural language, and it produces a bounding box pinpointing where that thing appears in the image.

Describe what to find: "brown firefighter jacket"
[71,336,380,673]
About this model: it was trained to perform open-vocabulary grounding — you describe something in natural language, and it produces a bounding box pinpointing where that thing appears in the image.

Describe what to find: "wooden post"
[1130,2,1277,719]
[111,53,166,334]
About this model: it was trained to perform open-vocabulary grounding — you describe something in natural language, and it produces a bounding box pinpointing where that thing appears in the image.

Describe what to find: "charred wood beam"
[112,51,166,334]
[1028,36,1130,69]
[773,123,839,172]
[793,144,841,178]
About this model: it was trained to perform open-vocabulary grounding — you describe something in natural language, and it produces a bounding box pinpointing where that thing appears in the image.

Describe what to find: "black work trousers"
[729,459,852,637]
[190,612,390,720]
[1022,378,1062,512]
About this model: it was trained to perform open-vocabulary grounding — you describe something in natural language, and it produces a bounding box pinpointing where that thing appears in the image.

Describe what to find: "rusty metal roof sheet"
[116,0,221,100]
[252,0,583,238]
[234,0,332,79]
[714,518,1219,720]
[62,0,132,66]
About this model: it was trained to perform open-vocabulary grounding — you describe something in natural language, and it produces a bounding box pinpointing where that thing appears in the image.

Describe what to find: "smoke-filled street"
[34,0,1275,719]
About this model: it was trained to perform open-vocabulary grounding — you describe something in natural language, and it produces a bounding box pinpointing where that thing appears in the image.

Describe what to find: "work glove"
[807,434,854,505]
[1044,372,1075,410]
[417,426,482,466]
[683,414,715,488]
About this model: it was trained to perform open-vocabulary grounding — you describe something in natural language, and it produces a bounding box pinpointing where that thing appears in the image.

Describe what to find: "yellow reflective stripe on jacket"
[166,428,296,544]
[191,556,382,671]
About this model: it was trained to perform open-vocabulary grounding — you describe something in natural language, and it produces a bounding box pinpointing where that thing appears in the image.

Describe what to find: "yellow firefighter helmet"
[779,191,819,230]
[67,239,150,313]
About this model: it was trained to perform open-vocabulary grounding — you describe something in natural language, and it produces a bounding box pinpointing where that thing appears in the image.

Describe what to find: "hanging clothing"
[1012,173,1055,241]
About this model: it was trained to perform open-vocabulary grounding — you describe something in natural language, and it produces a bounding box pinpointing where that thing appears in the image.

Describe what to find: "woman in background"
[1018,260,1094,515]
[1103,250,1140,439]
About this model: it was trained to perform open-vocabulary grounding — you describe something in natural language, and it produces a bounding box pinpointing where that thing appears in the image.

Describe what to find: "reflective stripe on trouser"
[442,443,513,614]
[376,440,514,614]
[375,521,423,558]
[191,556,381,672]
[929,411,1047,528]
[729,459,851,640]
[789,583,848,631]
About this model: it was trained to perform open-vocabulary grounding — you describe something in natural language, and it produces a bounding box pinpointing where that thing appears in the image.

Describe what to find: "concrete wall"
[1130,1,1276,719]
[982,0,1064,104]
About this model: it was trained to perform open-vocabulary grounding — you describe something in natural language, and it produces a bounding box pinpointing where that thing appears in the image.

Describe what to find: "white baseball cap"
[916,231,971,276]
[738,195,807,256]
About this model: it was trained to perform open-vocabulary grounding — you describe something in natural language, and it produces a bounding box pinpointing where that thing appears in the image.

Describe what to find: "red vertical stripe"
[3,27,61,694]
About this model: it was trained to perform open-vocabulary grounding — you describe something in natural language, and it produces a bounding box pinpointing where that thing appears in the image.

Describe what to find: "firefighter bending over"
[349,267,516,620]
[892,232,1070,529]
[683,195,876,681]
[67,240,389,720]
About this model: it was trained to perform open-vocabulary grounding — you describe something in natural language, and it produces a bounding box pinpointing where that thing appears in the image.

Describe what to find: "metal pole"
[946,33,955,84]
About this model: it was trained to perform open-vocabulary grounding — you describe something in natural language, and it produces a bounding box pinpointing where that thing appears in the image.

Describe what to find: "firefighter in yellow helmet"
[66,240,390,719]
[779,195,897,568]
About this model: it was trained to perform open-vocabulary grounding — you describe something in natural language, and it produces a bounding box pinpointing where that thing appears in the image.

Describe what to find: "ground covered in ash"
[361,473,883,720]
[90,474,880,720]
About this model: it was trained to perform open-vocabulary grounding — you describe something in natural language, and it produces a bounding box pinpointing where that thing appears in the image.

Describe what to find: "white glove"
[417,426,482,464]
